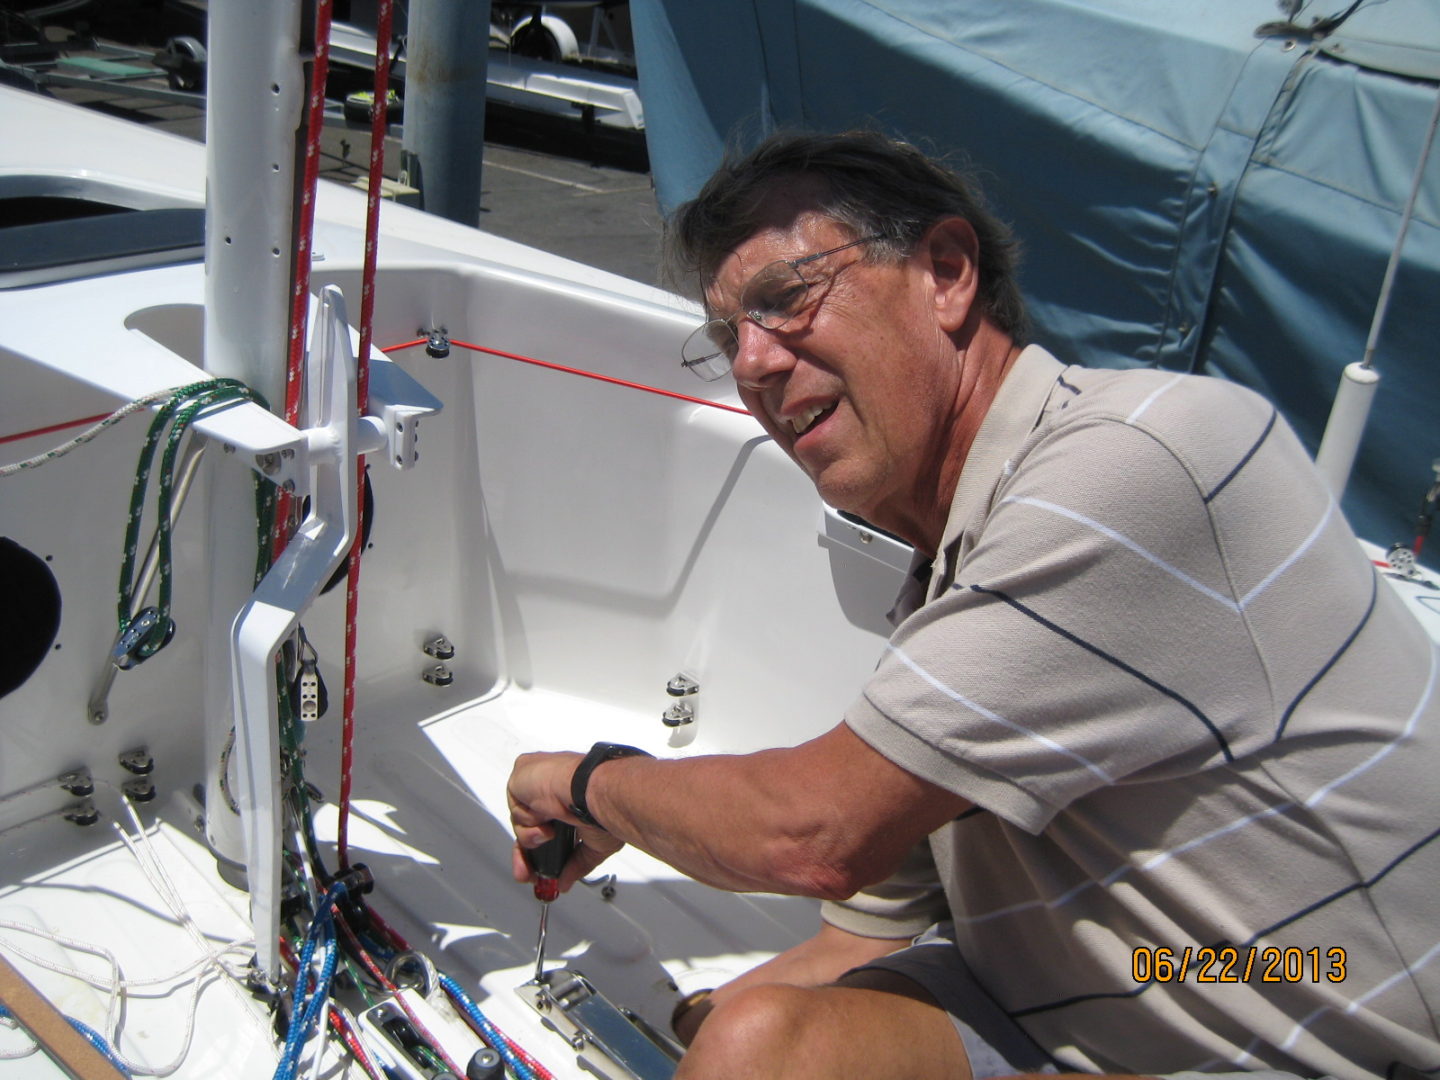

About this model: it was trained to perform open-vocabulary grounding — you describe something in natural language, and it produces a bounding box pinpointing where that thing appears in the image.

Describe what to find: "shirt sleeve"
[846,412,1270,833]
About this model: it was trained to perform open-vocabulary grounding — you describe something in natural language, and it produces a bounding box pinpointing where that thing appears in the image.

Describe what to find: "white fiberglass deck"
[0,684,819,1080]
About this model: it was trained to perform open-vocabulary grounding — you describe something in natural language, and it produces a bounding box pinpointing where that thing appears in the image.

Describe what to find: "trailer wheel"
[161,35,207,92]
[510,14,579,64]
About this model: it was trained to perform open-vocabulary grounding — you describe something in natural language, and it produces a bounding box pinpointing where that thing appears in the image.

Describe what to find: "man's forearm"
[508,724,968,899]
[578,726,969,898]
[581,747,849,895]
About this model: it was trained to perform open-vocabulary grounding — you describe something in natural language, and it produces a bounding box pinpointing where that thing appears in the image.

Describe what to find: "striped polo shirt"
[829,346,1440,1079]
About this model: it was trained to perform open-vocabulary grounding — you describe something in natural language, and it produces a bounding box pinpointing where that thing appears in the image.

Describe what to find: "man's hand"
[508,750,625,892]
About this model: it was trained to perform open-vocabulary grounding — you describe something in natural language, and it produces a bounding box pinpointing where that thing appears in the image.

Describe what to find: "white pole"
[201,0,308,877]
[1313,83,1440,498]
[1315,361,1382,495]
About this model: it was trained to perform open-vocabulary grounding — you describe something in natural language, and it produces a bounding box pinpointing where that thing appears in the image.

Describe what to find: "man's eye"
[752,280,807,319]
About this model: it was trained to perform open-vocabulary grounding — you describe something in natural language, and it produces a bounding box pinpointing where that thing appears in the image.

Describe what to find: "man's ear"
[923,217,981,333]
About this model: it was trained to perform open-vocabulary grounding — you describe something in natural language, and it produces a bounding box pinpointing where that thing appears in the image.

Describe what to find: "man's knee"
[680,983,820,1077]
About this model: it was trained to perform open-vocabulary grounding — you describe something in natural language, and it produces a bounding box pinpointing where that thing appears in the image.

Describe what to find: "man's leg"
[677,968,972,1080]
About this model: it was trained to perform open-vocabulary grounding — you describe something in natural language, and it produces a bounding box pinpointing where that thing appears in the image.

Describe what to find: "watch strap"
[569,742,651,830]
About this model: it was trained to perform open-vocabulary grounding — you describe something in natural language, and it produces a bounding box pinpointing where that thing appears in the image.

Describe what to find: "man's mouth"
[790,402,836,436]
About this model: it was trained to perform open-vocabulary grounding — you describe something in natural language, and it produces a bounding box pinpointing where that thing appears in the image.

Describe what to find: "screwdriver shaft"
[526,822,575,985]
[533,900,551,983]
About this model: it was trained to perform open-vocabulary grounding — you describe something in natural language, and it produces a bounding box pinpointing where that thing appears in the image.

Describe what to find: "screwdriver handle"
[527,821,577,891]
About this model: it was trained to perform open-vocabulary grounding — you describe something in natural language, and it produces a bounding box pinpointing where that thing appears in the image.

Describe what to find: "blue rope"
[439,973,538,1080]
[0,1004,132,1077]
[273,880,350,1080]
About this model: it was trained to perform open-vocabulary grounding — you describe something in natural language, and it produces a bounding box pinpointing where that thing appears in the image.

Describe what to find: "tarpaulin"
[632,0,1440,544]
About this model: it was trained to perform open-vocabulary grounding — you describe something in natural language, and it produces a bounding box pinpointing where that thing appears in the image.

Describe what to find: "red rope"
[379,337,752,417]
[338,0,394,871]
[285,0,334,429]
[272,0,336,561]
[0,413,110,447]
[333,916,467,1078]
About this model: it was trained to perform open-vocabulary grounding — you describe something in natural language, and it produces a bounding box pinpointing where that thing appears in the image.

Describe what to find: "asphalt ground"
[33,36,667,287]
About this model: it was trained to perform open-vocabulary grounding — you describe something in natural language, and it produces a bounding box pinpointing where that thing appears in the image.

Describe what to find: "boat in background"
[632,0,1440,548]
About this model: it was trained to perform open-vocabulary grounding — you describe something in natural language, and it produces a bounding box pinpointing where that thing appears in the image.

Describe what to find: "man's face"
[705,186,970,546]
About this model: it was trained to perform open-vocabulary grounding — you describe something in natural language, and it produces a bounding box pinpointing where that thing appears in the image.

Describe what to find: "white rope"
[0,788,258,1076]
[0,388,179,478]
[0,1012,41,1061]
[0,920,249,1076]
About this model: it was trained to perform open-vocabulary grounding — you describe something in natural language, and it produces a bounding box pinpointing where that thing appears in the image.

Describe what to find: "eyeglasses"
[680,234,883,381]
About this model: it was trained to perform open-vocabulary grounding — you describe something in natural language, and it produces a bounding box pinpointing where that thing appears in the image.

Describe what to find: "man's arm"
[506,722,970,898]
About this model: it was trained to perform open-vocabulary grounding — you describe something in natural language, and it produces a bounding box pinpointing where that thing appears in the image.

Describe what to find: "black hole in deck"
[0,537,62,699]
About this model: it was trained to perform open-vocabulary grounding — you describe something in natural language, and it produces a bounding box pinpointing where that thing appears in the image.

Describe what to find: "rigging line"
[338,0,395,874]
[273,0,337,562]
[284,0,334,429]
[0,412,108,449]
[442,974,553,1080]
[0,1004,131,1078]
[331,916,466,1079]
[0,383,210,473]
[1360,79,1440,371]
[379,336,753,416]
[291,789,543,1076]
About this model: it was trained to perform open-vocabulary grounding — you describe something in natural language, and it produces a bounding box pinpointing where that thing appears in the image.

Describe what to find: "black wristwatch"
[569,742,651,830]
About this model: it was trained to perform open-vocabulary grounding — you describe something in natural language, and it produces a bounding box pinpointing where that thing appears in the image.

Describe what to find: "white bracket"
[227,287,442,980]
[228,285,359,980]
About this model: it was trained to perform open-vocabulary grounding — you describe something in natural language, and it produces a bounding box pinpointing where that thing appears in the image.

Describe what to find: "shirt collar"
[896,345,1066,614]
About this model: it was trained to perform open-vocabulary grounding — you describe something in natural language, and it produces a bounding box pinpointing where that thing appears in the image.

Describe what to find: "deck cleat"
[57,770,94,797]
[118,748,155,775]
[518,968,681,1080]
[62,800,100,827]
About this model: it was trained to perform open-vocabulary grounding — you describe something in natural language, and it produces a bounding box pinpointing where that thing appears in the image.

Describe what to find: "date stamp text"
[1132,946,1347,984]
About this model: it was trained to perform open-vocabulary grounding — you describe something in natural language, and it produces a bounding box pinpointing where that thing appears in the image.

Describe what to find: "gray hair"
[664,130,1028,341]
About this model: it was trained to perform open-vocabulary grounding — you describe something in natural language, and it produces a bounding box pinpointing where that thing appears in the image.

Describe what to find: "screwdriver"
[526,821,576,984]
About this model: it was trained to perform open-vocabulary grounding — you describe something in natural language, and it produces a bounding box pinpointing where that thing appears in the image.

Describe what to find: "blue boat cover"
[632,0,1440,545]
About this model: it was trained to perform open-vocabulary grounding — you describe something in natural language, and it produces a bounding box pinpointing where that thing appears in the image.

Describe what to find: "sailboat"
[0,3,901,1074]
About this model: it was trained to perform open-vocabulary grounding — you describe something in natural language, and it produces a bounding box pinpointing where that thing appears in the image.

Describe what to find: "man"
[507,132,1440,1080]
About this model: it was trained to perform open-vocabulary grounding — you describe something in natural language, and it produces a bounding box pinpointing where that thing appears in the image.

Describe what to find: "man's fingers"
[558,829,625,890]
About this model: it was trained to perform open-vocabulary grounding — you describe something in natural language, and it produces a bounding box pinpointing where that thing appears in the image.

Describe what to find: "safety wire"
[379,336,752,417]
[0,389,195,477]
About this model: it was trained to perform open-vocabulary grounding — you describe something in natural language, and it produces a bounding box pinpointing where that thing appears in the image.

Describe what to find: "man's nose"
[731,319,795,390]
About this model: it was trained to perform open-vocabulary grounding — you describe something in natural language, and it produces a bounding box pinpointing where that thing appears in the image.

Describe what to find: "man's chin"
[812,473,876,523]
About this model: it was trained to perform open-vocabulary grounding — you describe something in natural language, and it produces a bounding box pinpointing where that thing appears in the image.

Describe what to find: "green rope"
[115,378,272,664]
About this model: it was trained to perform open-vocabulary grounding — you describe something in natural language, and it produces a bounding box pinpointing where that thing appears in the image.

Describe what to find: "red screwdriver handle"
[528,821,577,900]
